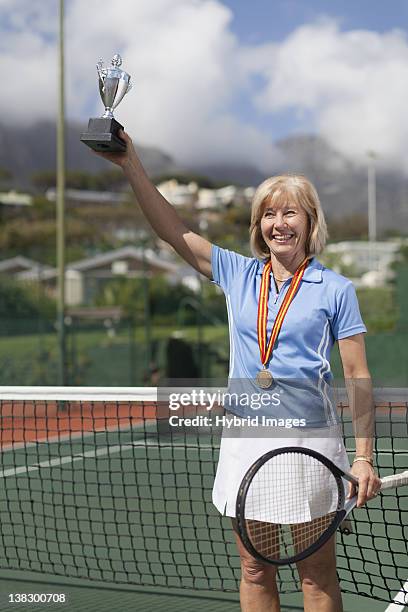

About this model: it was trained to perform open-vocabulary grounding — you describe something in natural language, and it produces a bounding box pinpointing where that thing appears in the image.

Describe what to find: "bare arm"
[96,131,213,279]
[338,333,373,453]
[338,333,381,505]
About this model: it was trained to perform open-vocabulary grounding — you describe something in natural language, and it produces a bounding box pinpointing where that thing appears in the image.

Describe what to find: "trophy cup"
[80,54,132,152]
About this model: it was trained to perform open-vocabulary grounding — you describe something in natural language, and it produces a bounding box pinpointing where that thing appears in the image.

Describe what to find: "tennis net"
[0,386,407,605]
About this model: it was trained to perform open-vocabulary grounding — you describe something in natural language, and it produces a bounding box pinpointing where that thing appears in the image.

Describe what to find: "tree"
[327,213,368,241]
[319,251,359,277]
[31,171,57,190]
[0,276,55,335]
[0,215,112,265]
[94,274,197,323]
[0,167,12,183]
[31,168,128,192]
[356,287,397,333]
[396,245,408,265]
[96,169,127,191]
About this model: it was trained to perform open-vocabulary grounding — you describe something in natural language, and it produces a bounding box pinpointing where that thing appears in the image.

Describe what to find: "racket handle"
[380,470,408,490]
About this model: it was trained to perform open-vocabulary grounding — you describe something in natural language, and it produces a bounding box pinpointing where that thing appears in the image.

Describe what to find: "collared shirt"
[211,244,367,426]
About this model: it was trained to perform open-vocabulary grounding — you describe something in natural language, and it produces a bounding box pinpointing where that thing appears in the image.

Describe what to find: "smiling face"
[250,175,328,264]
[260,198,309,263]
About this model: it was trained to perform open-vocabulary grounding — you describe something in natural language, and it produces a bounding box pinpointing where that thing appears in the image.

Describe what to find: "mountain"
[0,120,179,185]
[193,135,408,233]
[0,122,407,233]
[188,163,266,187]
[275,134,408,232]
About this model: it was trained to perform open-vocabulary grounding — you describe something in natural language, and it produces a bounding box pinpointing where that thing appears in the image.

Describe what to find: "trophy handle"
[96,60,107,85]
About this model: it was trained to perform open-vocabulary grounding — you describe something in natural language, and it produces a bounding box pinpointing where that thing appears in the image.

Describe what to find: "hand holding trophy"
[80,54,132,152]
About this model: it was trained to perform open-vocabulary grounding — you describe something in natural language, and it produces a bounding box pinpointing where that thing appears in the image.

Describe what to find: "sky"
[1,0,408,173]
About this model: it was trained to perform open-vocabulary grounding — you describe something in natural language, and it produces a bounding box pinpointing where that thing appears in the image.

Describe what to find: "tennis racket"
[235,446,408,565]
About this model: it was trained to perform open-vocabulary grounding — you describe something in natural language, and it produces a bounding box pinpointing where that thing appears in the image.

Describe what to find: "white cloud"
[64,0,281,169]
[0,0,279,171]
[2,4,408,173]
[247,19,408,170]
[0,0,58,122]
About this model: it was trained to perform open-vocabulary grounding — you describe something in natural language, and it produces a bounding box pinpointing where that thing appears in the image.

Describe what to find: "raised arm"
[96,131,213,279]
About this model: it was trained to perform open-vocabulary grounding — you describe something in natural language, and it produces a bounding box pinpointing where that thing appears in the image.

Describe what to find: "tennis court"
[0,387,407,611]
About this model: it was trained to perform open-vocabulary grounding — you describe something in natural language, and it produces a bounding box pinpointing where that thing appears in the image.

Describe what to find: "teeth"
[273,235,293,241]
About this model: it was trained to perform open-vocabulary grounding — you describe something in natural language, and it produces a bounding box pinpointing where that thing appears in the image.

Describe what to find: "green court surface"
[0,411,407,612]
[1,429,240,591]
[0,576,242,612]
[0,575,402,612]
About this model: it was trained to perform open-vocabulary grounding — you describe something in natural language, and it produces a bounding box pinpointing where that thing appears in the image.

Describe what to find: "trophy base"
[80,117,126,152]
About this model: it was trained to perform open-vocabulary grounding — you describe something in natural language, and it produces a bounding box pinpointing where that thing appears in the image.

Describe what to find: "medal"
[256,368,274,389]
[256,257,309,388]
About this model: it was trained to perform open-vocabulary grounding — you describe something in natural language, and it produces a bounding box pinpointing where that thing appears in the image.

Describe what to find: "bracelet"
[353,456,374,466]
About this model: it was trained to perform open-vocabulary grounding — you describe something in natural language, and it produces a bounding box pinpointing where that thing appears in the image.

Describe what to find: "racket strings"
[243,451,341,562]
[245,513,336,561]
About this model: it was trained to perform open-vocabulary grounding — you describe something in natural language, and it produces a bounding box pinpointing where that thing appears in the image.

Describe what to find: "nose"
[274,213,288,229]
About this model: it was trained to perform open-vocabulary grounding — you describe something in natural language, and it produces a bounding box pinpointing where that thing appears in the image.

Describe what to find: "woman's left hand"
[348,461,382,507]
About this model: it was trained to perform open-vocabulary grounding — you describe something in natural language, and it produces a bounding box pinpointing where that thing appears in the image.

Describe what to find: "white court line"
[0,419,158,452]
[385,581,408,611]
[0,439,213,479]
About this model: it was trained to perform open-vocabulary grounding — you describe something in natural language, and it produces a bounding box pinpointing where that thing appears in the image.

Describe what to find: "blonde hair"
[249,174,328,260]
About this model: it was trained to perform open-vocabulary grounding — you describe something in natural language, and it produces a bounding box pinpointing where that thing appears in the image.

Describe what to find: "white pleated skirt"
[212,425,350,523]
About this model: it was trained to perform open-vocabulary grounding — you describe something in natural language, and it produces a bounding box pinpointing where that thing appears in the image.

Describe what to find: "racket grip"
[380,470,408,490]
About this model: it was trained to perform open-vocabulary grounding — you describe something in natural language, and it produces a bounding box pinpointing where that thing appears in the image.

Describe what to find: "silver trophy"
[97,54,132,119]
[81,54,132,152]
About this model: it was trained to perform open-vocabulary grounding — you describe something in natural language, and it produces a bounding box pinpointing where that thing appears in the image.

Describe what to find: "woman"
[97,131,381,612]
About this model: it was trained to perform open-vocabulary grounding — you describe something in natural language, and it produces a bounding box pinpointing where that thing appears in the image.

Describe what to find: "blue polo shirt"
[211,244,367,427]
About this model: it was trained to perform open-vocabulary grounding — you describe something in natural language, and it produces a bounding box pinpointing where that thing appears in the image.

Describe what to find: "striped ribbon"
[257,257,309,368]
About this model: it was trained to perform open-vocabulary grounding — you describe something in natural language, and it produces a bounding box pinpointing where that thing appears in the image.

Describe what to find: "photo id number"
[8,593,67,604]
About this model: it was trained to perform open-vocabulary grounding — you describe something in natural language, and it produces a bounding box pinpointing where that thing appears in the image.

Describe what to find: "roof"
[0,256,52,274]
[0,247,180,282]
[46,188,129,204]
[67,245,178,273]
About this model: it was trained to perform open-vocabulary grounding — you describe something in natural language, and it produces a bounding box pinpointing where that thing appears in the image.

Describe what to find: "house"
[0,247,182,306]
[196,185,255,210]
[324,240,407,287]
[155,179,255,210]
[0,191,33,219]
[0,191,33,207]
[156,180,198,207]
[0,246,199,306]
[62,246,179,305]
